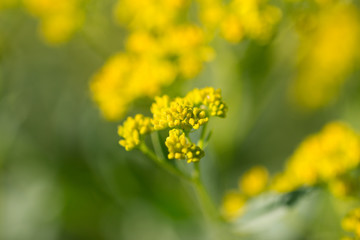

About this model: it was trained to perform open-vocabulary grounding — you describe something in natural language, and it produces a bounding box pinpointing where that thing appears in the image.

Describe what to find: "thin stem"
[150,131,166,160]
[198,122,208,149]
[192,162,220,222]
[139,143,192,181]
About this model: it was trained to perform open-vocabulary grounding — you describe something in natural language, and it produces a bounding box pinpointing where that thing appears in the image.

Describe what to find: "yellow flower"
[39,12,83,45]
[240,166,268,197]
[165,129,205,163]
[342,208,360,238]
[270,172,299,193]
[91,53,176,120]
[272,122,360,193]
[328,178,353,199]
[197,0,225,31]
[151,96,209,131]
[291,4,360,109]
[118,114,153,151]
[221,191,246,221]
[114,0,188,31]
[220,14,244,43]
[23,0,85,45]
[186,143,205,163]
[165,129,190,160]
[185,87,228,118]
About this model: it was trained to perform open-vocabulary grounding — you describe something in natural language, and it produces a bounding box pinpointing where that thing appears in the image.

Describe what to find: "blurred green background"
[1,0,360,239]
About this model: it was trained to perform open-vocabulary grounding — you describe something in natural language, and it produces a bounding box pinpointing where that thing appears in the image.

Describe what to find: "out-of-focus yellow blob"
[220,15,244,43]
[271,122,360,193]
[91,25,213,120]
[22,0,86,45]
[328,178,352,199]
[198,0,281,43]
[114,0,188,31]
[39,13,83,45]
[91,53,176,120]
[342,208,360,239]
[239,166,268,197]
[221,191,246,221]
[291,4,360,109]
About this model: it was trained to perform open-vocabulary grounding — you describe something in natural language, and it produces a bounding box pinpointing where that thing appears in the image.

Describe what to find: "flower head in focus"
[118,87,227,165]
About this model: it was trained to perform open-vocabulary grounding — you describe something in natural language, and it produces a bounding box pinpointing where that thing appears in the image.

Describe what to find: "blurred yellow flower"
[91,53,176,120]
[220,14,244,43]
[272,122,360,193]
[240,165,268,197]
[342,208,360,239]
[23,0,86,45]
[291,3,360,109]
[91,24,213,120]
[198,0,281,43]
[328,178,352,199]
[114,0,188,31]
[221,191,246,221]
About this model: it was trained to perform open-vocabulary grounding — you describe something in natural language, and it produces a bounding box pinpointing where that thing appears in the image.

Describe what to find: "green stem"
[140,138,221,223]
[150,131,166,160]
[198,122,208,149]
[139,143,192,181]
[192,162,220,222]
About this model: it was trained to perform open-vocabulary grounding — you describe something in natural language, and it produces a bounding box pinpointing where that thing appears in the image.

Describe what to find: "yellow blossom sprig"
[117,87,227,222]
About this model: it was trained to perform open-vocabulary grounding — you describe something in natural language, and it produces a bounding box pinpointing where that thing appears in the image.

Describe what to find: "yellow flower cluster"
[92,0,280,120]
[198,0,282,43]
[22,0,86,45]
[151,97,208,131]
[165,129,204,163]
[271,122,360,193]
[90,53,176,120]
[118,87,226,164]
[222,165,269,220]
[114,0,188,32]
[185,87,228,118]
[151,87,227,130]
[91,25,213,120]
[291,3,360,109]
[118,114,153,151]
[342,208,360,240]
